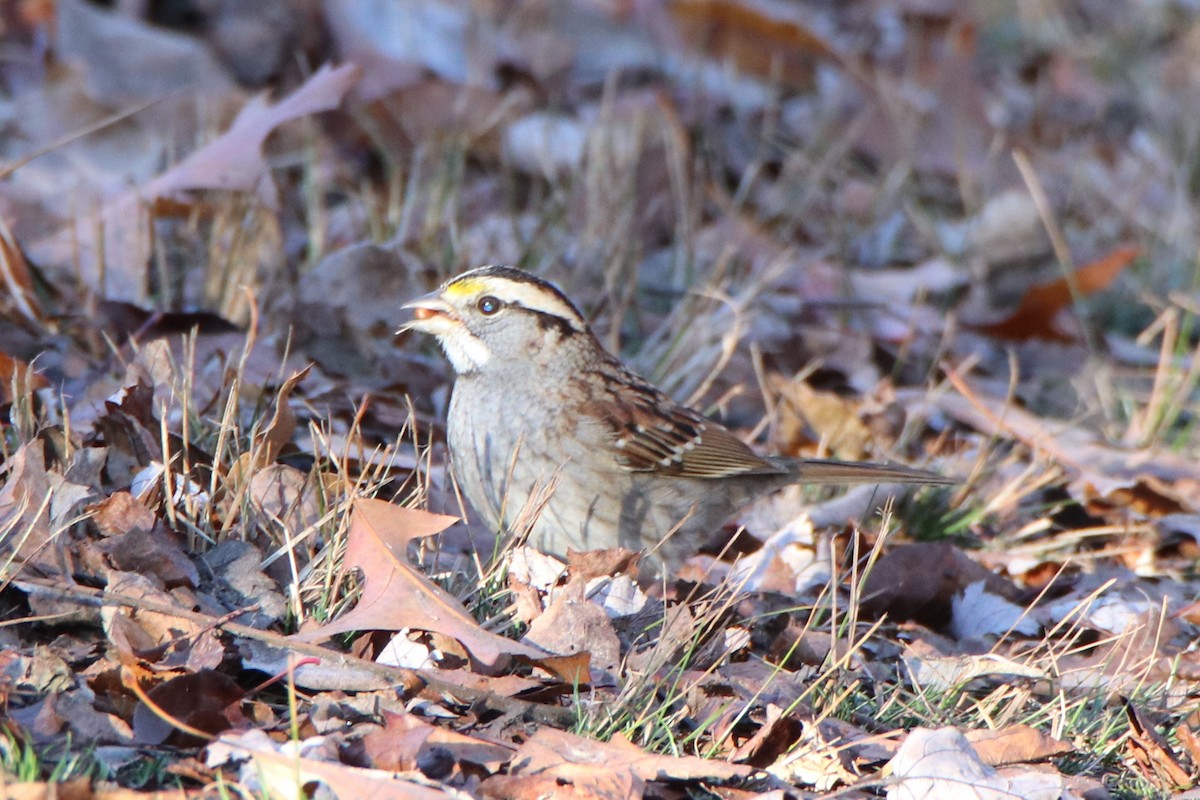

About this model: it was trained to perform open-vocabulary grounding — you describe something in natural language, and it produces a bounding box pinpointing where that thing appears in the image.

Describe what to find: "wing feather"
[583,358,952,486]
[587,360,783,479]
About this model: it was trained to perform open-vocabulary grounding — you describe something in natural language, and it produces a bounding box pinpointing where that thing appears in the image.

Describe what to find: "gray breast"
[447,373,765,563]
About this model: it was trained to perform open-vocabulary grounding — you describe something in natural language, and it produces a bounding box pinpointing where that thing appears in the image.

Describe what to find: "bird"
[401,265,954,567]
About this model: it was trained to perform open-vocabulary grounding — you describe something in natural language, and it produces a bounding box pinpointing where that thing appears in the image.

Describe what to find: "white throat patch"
[439,331,491,373]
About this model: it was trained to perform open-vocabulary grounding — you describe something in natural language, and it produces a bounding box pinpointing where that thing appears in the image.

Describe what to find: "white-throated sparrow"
[402,266,954,566]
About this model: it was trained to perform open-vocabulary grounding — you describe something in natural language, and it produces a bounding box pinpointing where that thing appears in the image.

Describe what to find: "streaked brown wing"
[669,421,788,478]
[588,356,953,485]
[615,412,784,477]
[592,362,782,478]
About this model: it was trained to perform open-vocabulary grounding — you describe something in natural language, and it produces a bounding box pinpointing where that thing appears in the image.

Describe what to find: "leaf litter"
[0,1,1198,798]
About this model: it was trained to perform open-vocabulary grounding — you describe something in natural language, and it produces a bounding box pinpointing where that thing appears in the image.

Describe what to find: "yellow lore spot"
[444,278,486,298]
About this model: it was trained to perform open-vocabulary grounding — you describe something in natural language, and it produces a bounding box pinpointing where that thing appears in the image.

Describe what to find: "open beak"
[398,292,456,335]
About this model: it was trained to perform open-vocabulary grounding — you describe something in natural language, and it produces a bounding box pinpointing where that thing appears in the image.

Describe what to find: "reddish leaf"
[0,352,49,407]
[668,0,835,90]
[0,217,43,327]
[972,246,1139,342]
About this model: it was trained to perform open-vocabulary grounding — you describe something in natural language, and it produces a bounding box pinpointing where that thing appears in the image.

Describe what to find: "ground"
[0,1,1198,798]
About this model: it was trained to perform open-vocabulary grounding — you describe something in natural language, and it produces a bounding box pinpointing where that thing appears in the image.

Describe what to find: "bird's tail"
[776,457,957,486]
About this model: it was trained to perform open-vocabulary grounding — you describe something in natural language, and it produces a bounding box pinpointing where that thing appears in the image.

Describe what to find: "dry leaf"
[227,365,314,509]
[92,378,163,491]
[970,246,1139,342]
[950,581,1040,640]
[771,377,875,460]
[57,0,234,103]
[132,669,246,747]
[291,498,549,671]
[860,17,996,180]
[201,540,288,629]
[89,491,156,538]
[765,718,858,791]
[255,365,311,467]
[902,640,1048,693]
[667,0,834,90]
[565,547,642,583]
[859,542,1024,629]
[730,704,802,766]
[0,778,98,800]
[965,725,1074,766]
[246,463,324,546]
[102,571,225,672]
[37,686,136,746]
[1123,699,1194,791]
[322,1,472,99]
[0,216,43,327]
[0,440,54,567]
[148,64,360,203]
[521,584,615,678]
[360,710,513,773]
[96,526,199,589]
[889,727,1078,800]
[382,80,530,153]
[0,352,49,406]
[208,729,461,800]
[933,377,1200,512]
[479,727,752,798]
[30,63,361,303]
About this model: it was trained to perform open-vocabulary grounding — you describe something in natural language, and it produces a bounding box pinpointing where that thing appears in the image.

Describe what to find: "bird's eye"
[477,296,501,315]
